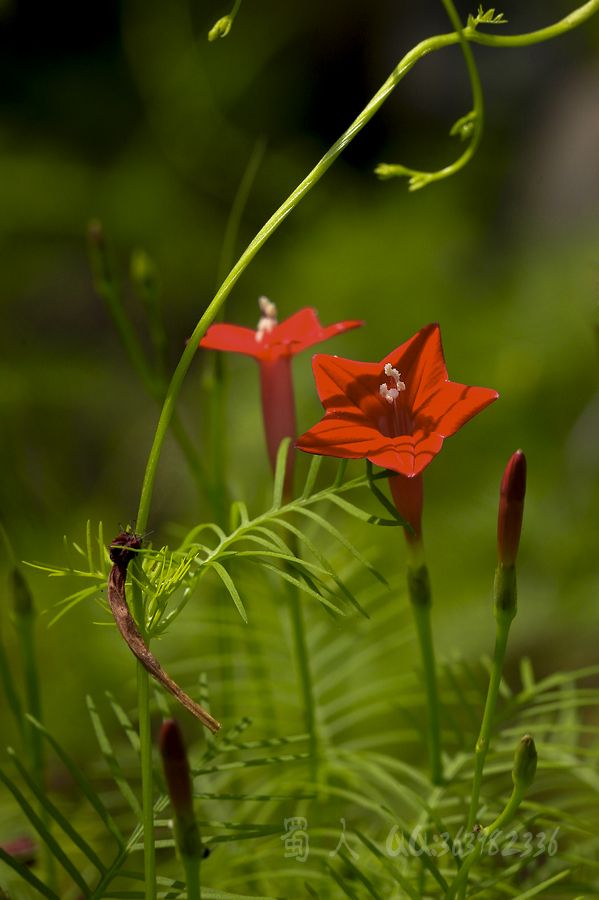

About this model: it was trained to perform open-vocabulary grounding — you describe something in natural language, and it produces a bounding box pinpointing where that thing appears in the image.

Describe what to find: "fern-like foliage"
[27,448,405,635]
[7,449,599,899]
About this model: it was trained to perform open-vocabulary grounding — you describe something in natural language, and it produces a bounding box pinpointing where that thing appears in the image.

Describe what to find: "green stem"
[138,662,156,900]
[134,0,599,534]
[216,137,267,289]
[409,585,443,786]
[467,0,599,47]
[444,780,529,900]
[12,604,57,891]
[15,620,43,783]
[288,583,317,768]
[0,626,25,744]
[286,532,318,780]
[466,610,514,834]
[89,224,211,502]
[378,0,484,188]
[181,855,200,900]
[203,138,268,526]
[131,567,156,900]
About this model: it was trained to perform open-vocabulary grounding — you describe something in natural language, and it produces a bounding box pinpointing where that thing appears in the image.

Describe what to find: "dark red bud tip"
[109,531,143,567]
[159,719,194,820]
[498,450,527,567]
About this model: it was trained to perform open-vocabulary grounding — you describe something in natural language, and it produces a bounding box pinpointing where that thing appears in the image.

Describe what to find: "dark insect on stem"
[108,531,221,733]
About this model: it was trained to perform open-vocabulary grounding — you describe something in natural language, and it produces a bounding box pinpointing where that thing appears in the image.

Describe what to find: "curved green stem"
[468,0,599,47]
[444,779,530,900]
[377,0,484,189]
[135,0,599,534]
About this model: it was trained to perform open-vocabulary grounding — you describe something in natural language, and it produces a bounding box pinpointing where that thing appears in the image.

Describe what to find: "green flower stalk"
[7,569,42,780]
[159,720,203,900]
[446,734,538,900]
[7,565,56,889]
[464,450,527,883]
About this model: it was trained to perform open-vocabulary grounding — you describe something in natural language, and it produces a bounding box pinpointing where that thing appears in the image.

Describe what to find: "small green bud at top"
[512,733,537,790]
[208,15,232,40]
[497,450,526,567]
[159,719,194,821]
[8,568,34,619]
[130,249,158,294]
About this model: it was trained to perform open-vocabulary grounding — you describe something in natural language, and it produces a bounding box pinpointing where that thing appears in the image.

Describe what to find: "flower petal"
[426,381,499,438]
[265,308,363,356]
[383,323,447,420]
[200,323,266,359]
[311,354,386,425]
[200,309,363,361]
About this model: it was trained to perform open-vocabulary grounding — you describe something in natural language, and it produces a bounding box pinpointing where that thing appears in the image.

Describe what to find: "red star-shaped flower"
[296,323,498,478]
[200,300,363,497]
[199,304,363,361]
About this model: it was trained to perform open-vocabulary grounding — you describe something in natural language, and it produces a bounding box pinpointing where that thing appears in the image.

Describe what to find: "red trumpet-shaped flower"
[296,323,498,479]
[200,300,363,496]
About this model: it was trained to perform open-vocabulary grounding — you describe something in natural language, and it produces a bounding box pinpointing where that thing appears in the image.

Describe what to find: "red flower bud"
[159,720,194,821]
[497,450,526,567]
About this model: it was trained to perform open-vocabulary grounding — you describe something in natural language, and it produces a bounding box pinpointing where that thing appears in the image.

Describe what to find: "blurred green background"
[1,0,599,760]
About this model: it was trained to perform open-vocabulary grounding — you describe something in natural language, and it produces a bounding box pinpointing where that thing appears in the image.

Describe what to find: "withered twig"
[108,532,221,733]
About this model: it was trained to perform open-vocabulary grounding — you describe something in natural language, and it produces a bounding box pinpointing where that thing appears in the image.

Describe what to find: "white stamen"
[255,295,278,342]
[379,363,406,404]
[380,384,399,403]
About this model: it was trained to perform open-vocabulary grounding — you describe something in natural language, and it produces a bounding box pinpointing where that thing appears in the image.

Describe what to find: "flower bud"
[208,15,232,40]
[159,720,203,860]
[159,719,194,821]
[497,450,526,567]
[130,249,159,296]
[512,733,537,790]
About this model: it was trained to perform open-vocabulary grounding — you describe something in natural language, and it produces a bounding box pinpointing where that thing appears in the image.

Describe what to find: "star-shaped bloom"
[199,302,363,362]
[296,323,498,478]
[200,300,363,497]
